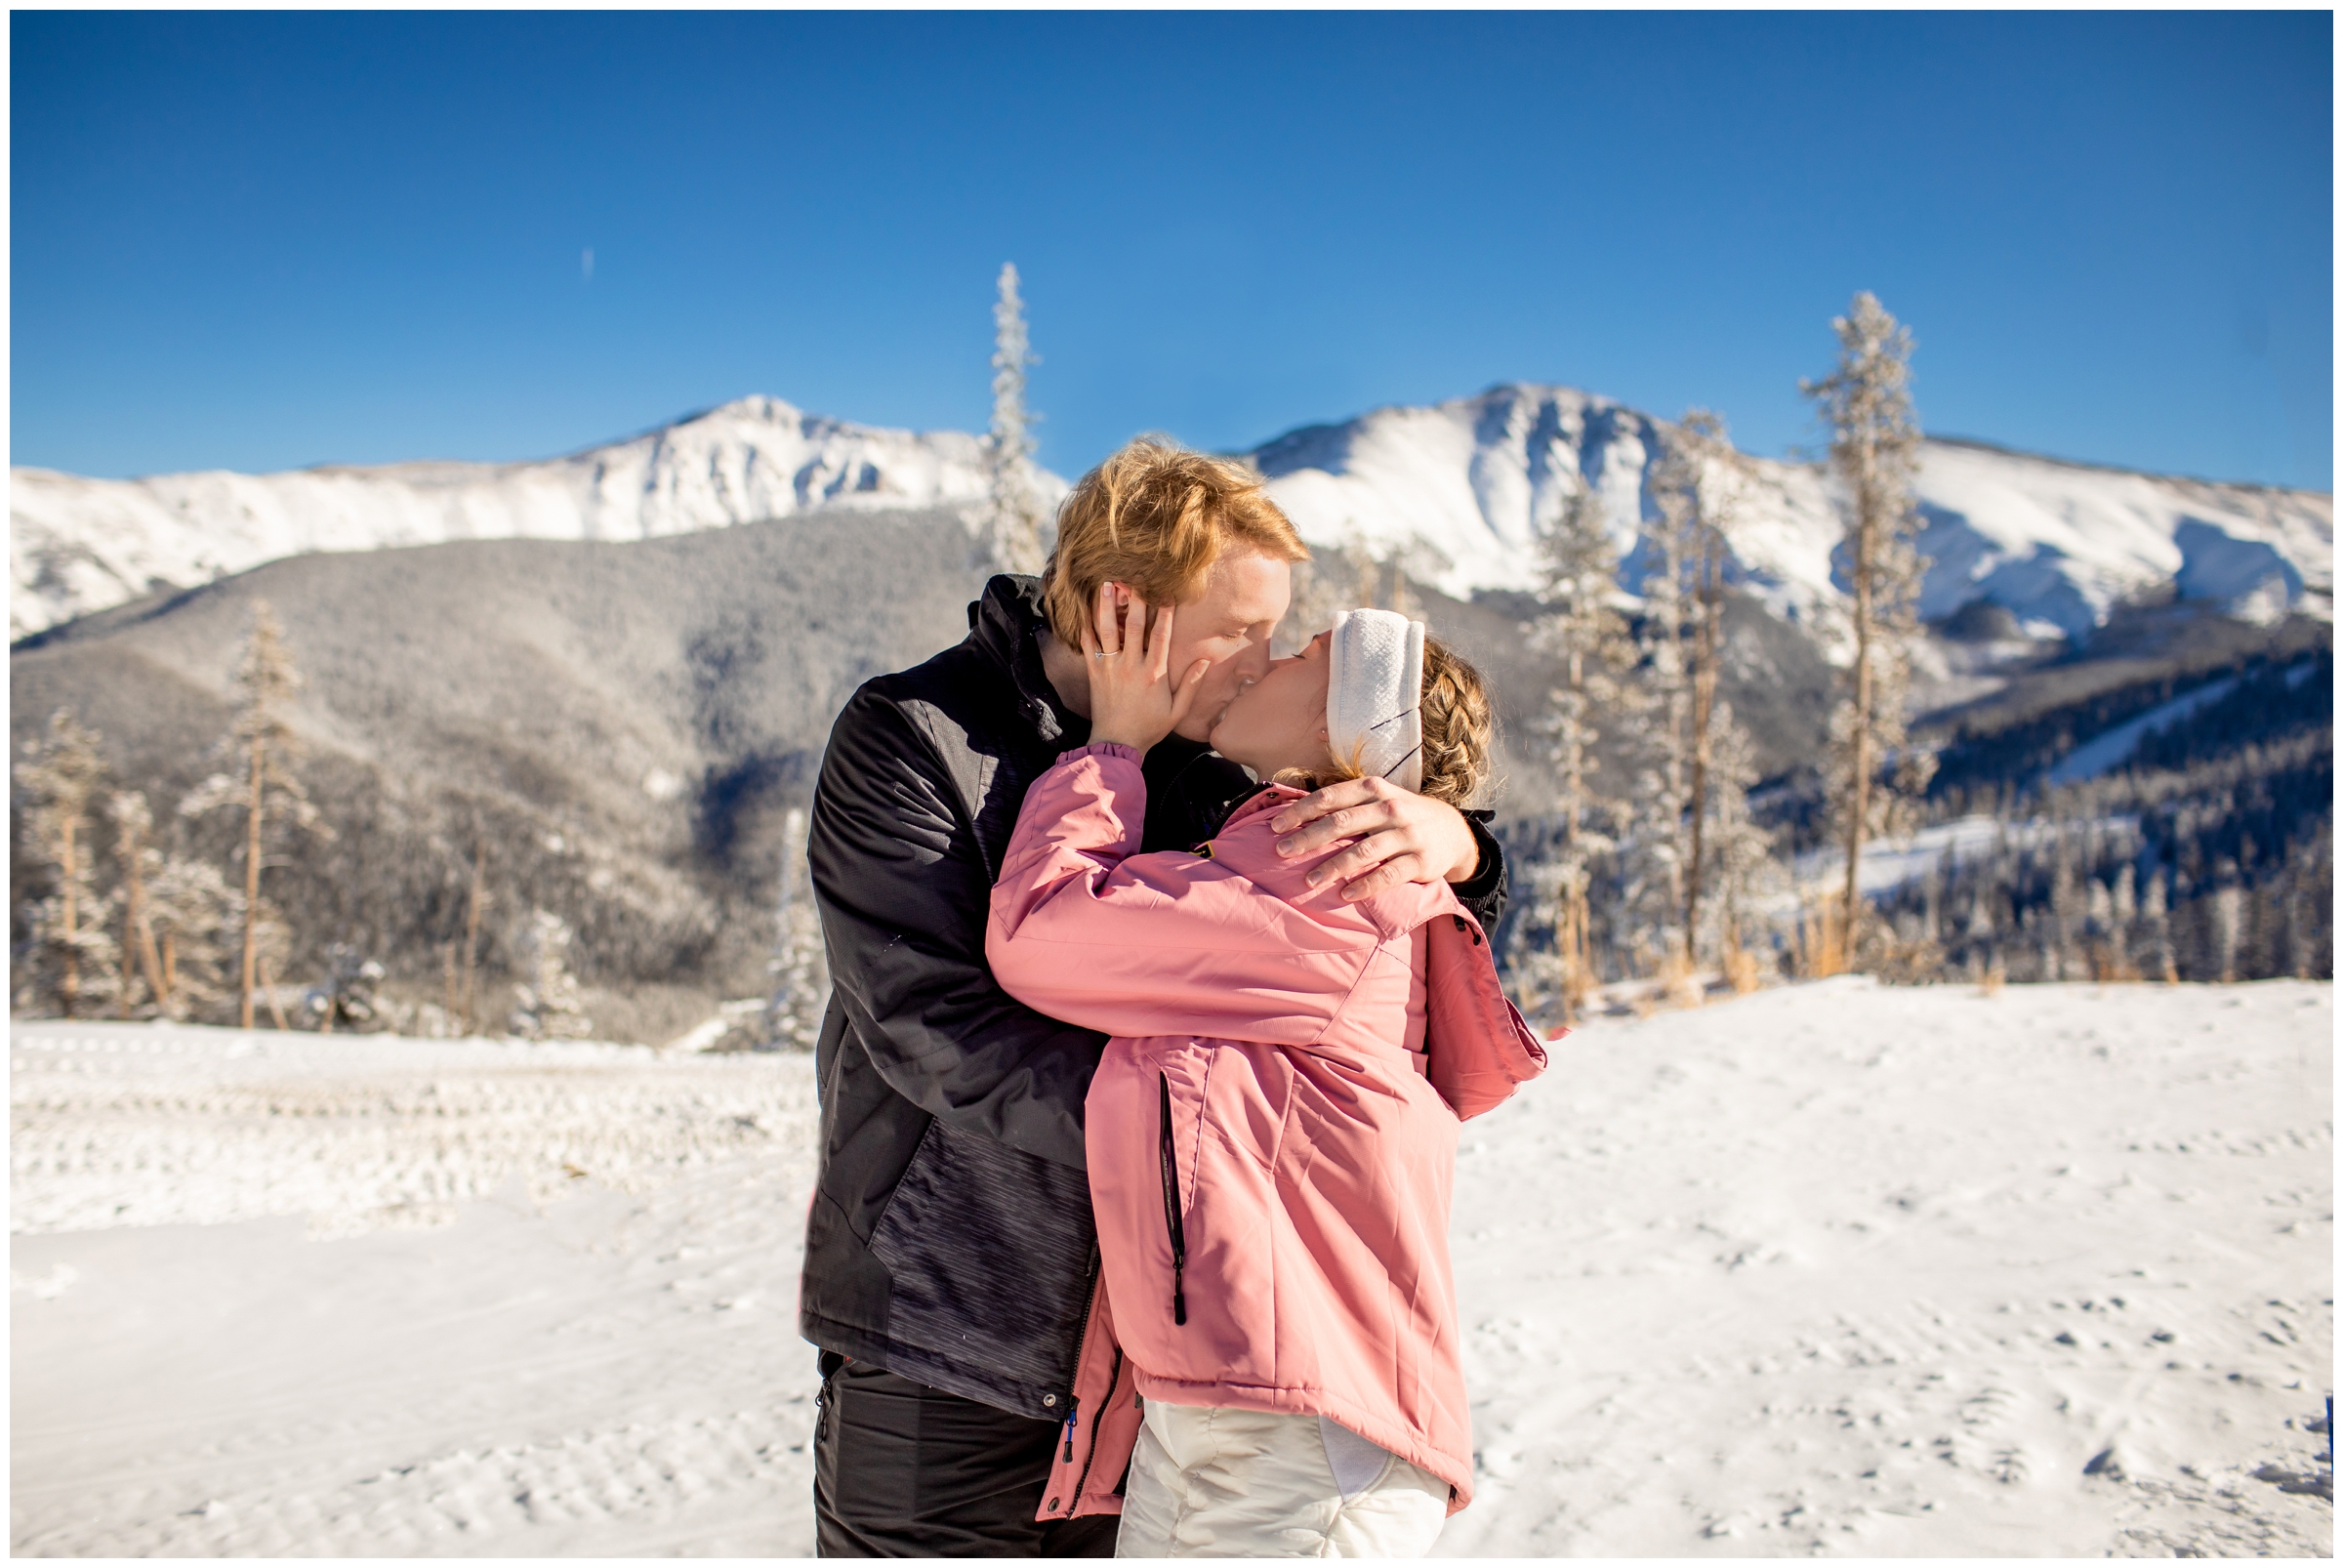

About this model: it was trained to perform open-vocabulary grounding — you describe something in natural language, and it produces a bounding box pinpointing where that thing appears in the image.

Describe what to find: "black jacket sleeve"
[1455,809,1509,932]
[807,686,1103,1170]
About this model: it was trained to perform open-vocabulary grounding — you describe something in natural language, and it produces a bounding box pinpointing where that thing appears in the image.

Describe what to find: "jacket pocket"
[870,1116,1097,1410]
[1157,1073,1188,1327]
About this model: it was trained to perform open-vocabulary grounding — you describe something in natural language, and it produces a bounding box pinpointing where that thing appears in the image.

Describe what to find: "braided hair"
[1278,634,1497,808]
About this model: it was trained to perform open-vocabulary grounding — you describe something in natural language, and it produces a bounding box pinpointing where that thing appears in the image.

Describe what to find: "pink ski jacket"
[985,744,1548,1522]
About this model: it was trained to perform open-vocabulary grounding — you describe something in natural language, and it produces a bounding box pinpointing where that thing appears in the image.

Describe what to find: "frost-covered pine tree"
[764,806,828,1050]
[1523,484,1633,1019]
[510,907,592,1039]
[2047,824,2080,980]
[15,711,117,1017]
[1802,293,1937,957]
[2110,861,2139,980]
[1624,410,1771,987]
[181,600,329,1027]
[307,944,385,1033]
[2209,871,2243,984]
[144,851,236,1020]
[1628,442,1695,971]
[984,263,1049,575]
[1375,540,1449,619]
[106,791,170,1014]
[1698,696,1776,983]
[1277,534,1376,654]
[1278,535,1441,654]
[453,834,490,1035]
[1670,411,1749,968]
[1628,419,1710,969]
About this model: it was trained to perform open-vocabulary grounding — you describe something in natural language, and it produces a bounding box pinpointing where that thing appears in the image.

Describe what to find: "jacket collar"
[968,573,1088,747]
[1220,782,1307,831]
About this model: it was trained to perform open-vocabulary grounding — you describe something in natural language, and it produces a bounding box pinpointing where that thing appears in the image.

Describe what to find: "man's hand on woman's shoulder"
[1267,776,1481,903]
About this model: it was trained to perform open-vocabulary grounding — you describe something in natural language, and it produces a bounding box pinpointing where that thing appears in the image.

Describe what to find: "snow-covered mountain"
[9,396,1066,640]
[1246,384,2332,642]
[12,383,2331,646]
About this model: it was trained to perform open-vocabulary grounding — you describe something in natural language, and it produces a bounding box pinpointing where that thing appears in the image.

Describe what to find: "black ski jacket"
[799,575,1507,1421]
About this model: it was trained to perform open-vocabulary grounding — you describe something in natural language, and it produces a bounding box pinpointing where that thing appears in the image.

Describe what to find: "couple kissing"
[800,437,1545,1558]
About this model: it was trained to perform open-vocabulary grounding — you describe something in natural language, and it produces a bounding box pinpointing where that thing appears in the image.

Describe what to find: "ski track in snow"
[11,981,2333,1557]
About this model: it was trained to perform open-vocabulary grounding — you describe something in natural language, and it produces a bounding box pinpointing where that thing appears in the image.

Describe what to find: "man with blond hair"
[802,437,1507,1555]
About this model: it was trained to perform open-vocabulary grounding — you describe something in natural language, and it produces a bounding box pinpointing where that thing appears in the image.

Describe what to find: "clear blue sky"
[12,11,2333,491]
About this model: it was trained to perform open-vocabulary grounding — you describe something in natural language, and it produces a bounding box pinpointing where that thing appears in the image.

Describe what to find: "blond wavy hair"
[1041,437,1308,650]
[1279,635,1497,808]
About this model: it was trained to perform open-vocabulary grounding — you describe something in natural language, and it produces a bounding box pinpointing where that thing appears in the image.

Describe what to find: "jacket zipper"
[1158,1072,1188,1326]
[1067,1347,1123,1504]
[1059,1258,1100,1463]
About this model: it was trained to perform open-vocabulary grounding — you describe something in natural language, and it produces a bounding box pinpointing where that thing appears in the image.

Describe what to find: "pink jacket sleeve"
[1422,911,1550,1120]
[985,745,1386,1046]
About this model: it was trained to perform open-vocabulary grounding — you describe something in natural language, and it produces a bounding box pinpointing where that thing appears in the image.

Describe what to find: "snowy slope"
[1248,385,2332,642]
[2041,680,2240,786]
[11,982,2330,1556]
[1790,812,2139,900]
[9,396,1068,640]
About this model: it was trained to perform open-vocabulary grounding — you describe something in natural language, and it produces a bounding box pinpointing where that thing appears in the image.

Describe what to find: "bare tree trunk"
[1841,485,1876,953]
[1563,883,1594,1022]
[119,895,136,1018]
[258,953,290,1030]
[241,730,265,1028]
[122,818,166,1012]
[1561,644,1585,1016]
[1683,532,1722,966]
[60,816,81,1018]
[133,887,165,1011]
[460,837,487,1034]
[1805,296,1924,969]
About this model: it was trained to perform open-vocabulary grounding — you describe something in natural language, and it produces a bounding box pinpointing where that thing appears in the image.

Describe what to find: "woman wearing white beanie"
[987,586,1547,1558]
[1321,606,1428,794]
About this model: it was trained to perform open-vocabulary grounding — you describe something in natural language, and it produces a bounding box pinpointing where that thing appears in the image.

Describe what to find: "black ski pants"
[813,1353,1120,1557]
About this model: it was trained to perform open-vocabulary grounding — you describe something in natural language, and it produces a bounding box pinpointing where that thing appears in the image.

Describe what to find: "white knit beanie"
[1325,608,1426,795]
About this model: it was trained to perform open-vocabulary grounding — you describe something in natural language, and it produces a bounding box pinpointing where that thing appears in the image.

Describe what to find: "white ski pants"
[1113,1400,1448,1558]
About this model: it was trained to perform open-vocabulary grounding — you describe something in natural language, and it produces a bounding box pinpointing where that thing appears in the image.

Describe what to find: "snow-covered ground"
[11,981,2332,1556]
[11,1030,826,1557]
[1441,979,2331,1558]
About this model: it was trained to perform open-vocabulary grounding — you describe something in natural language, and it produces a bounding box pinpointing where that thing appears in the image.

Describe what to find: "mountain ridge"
[1919,432,2322,491]
[13,383,2331,648]
[1238,382,2331,645]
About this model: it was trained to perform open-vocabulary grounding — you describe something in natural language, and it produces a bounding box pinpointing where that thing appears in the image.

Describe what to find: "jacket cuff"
[1061,742,1142,766]
[1450,811,1507,927]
